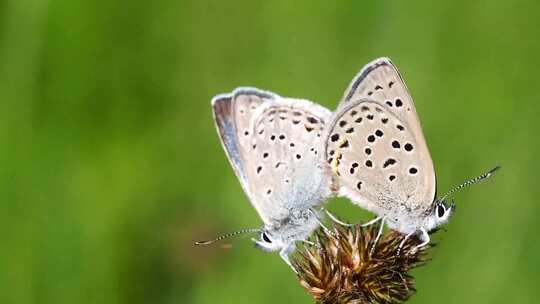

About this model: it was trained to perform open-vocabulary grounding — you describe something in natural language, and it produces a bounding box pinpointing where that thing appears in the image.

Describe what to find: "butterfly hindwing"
[243,98,332,225]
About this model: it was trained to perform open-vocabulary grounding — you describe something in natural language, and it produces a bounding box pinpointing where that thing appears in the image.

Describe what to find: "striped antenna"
[439,165,501,202]
[195,228,261,246]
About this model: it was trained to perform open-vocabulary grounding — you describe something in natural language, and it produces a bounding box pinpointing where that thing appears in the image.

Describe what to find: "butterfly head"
[420,199,455,233]
[253,229,286,252]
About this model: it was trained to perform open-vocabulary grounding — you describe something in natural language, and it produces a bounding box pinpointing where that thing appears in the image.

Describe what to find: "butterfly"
[204,87,334,269]
[324,57,500,250]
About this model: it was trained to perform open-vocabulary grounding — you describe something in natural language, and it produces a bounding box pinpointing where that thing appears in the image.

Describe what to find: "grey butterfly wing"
[211,87,276,203]
[341,57,431,152]
[334,57,436,211]
[243,97,333,225]
[325,98,436,217]
[213,88,332,226]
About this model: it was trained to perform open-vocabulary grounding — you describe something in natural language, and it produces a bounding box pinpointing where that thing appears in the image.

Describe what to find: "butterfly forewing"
[232,88,275,151]
[341,58,430,149]
[325,99,436,217]
[212,88,276,203]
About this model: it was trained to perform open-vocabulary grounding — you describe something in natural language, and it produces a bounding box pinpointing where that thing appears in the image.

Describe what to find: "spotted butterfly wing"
[341,57,433,158]
[244,98,333,225]
[212,87,275,203]
[325,58,436,217]
[213,88,332,226]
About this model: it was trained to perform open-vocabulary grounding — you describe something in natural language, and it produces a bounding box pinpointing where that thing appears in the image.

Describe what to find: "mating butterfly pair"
[203,58,498,270]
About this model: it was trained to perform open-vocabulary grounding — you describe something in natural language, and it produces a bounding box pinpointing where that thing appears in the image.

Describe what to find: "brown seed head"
[293,223,432,304]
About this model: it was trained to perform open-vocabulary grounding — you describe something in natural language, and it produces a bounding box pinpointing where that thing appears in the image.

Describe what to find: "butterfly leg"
[321,207,354,227]
[315,217,335,237]
[397,231,416,256]
[361,216,383,227]
[310,208,333,235]
[412,228,430,253]
[300,239,322,251]
[279,245,297,274]
[369,216,386,256]
[301,239,315,246]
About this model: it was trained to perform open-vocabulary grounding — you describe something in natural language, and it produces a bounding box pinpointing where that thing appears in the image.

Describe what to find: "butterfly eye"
[262,232,272,243]
[437,204,445,218]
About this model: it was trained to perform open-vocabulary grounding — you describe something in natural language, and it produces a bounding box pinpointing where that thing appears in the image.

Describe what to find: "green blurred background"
[1,0,538,303]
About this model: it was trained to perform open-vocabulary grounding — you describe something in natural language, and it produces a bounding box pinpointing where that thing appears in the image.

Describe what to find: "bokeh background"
[1,1,539,303]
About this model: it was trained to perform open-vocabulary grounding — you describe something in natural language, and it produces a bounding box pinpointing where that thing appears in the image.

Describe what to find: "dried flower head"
[293,223,432,304]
